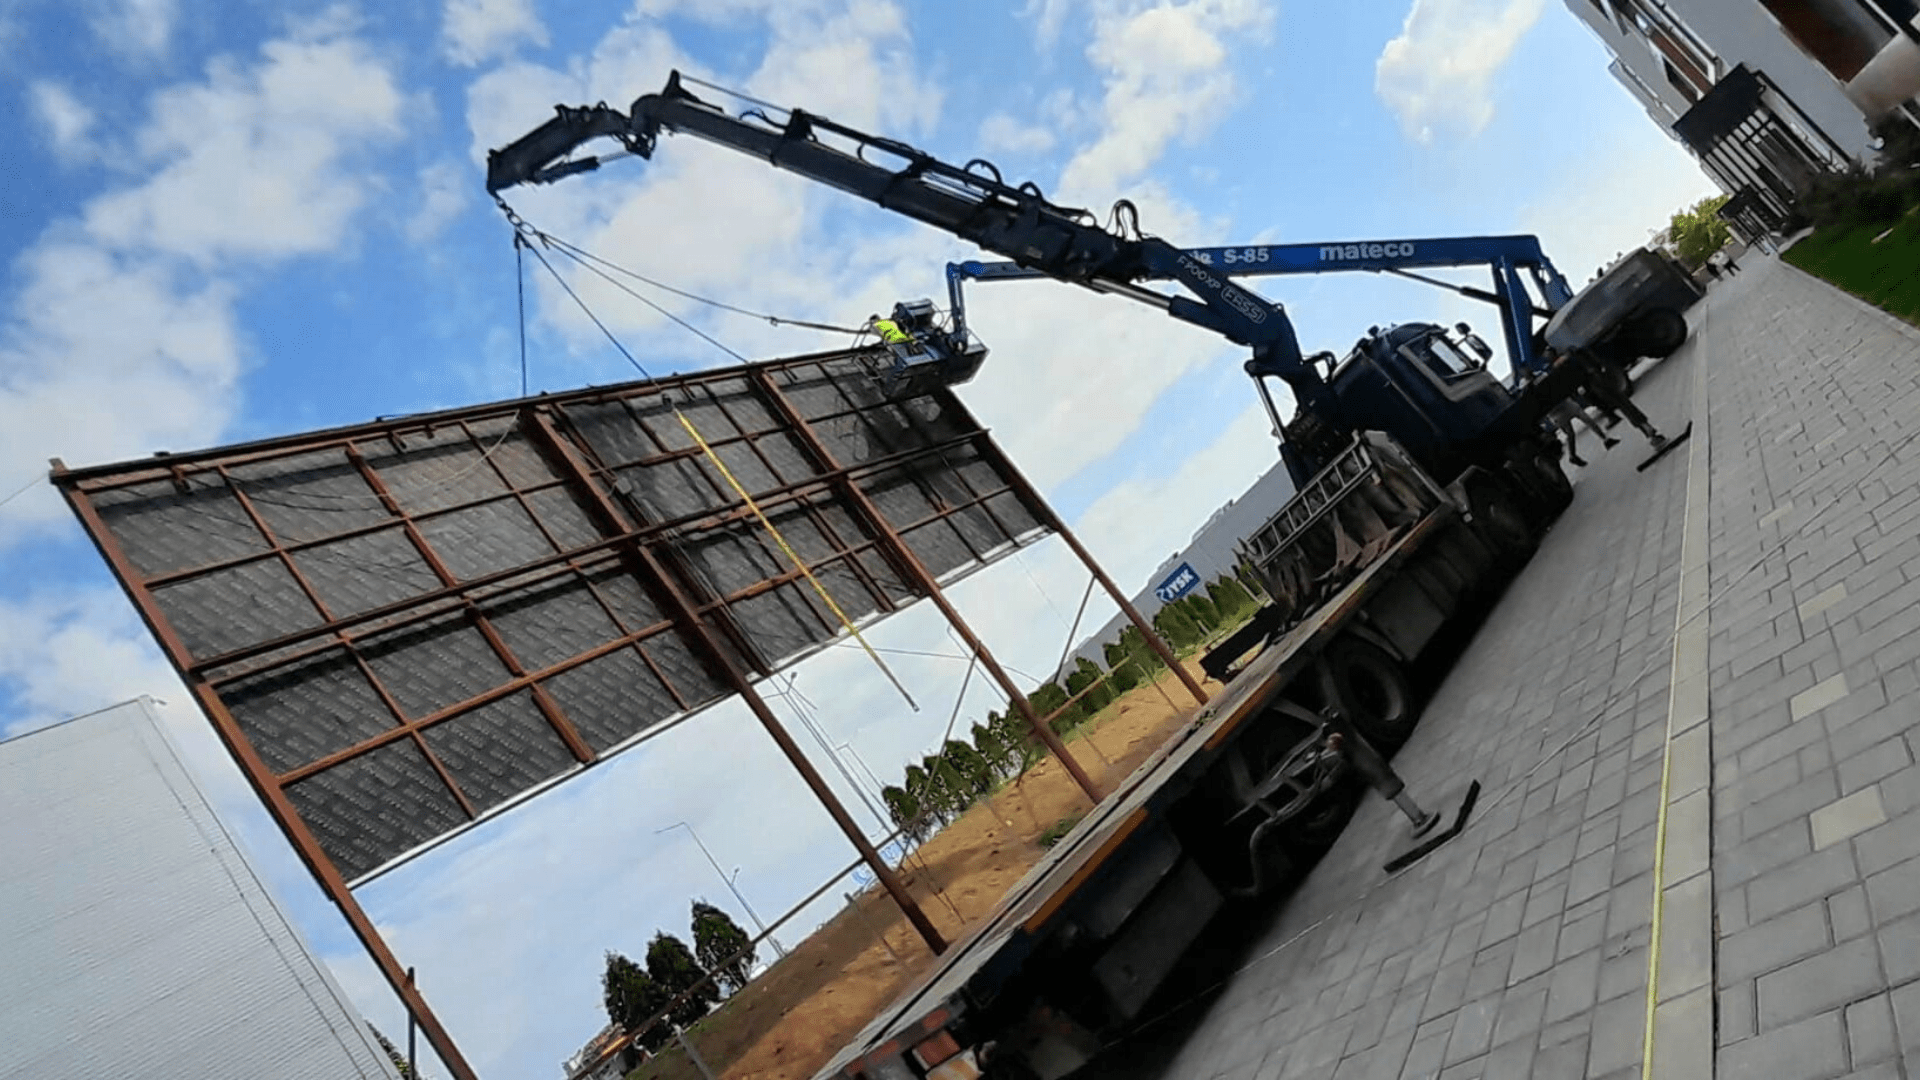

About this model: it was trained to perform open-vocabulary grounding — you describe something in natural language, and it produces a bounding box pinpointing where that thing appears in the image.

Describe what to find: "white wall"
[1565,0,1880,161]
[0,699,398,1080]
[1068,461,1296,670]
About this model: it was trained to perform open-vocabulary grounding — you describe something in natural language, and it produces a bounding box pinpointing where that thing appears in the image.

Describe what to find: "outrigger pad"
[1382,781,1481,873]
[1636,422,1693,472]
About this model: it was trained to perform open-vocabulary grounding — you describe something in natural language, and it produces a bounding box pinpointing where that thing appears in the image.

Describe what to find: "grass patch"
[1784,208,1920,327]
[1037,813,1084,849]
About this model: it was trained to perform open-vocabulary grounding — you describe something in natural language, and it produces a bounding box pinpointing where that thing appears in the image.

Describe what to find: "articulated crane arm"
[484,71,1335,420]
[946,235,1579,379]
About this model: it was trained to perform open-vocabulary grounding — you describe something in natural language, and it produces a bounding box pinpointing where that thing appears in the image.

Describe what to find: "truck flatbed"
[819,511,1452,1078]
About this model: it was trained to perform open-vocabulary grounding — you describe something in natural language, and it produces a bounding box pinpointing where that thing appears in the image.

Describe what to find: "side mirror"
[1455,323,1493,362]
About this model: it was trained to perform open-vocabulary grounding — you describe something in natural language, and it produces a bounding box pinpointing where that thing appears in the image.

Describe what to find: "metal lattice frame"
[55,344,1220,1080]
[58,351,1049,882]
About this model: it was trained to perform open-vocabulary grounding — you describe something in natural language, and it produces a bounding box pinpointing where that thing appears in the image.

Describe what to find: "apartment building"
[1567,0,1920,235]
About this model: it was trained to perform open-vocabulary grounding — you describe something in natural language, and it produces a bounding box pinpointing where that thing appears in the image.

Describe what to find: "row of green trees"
[878,571,1263,841]
[601,900,757,1052]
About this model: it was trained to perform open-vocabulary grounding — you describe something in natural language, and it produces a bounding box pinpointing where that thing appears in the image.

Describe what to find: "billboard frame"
[52,345,1208,1080]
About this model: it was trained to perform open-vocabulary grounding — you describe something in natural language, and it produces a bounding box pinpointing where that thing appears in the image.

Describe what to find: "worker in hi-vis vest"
[869,314,913,345]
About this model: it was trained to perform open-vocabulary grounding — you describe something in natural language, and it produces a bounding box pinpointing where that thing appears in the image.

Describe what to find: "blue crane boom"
[485,71,1339,421]
[484,70,1602,491]
[941,235,1578,379]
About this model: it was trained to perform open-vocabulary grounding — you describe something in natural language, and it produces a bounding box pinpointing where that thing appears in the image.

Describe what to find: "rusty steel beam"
[963,427,1211,708]
[343,443,597,767]
[53,467,485,1080]
[130,423,970,592]
[179,432,992,677]
[748,370,1104,804]
[522,409,950,955]
[52,345,902,486]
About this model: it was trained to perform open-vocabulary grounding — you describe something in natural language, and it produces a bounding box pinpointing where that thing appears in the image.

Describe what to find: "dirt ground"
[633,660,1222,1080]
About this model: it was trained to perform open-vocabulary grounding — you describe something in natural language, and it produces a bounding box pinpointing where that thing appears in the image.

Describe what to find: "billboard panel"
[59,351,1048,883]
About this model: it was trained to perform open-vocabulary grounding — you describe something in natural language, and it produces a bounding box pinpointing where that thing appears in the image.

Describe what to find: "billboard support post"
[986,440,1211,708]
[523,409,948,955]
[748,371,1104,804]
[55,474,484,1080]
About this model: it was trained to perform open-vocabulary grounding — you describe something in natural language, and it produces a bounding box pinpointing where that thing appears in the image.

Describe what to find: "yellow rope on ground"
[1643,297,1711,1079]
[1640,712,1677,1075]
[674,410,919,711]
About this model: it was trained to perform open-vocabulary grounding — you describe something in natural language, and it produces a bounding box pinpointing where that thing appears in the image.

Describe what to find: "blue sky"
[0,1,1719,1076]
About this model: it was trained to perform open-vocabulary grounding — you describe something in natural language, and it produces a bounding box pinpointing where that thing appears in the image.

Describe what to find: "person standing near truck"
[1561,348,1673,452]
[1545,396,1618,467]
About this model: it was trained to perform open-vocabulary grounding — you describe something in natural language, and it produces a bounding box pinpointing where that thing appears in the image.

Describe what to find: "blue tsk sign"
[1155,563,1202,603]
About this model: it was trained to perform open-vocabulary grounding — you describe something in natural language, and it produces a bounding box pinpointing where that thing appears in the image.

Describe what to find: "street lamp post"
[656,822,786,957]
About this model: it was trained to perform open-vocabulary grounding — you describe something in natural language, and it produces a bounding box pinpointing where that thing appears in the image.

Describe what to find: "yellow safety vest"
[874,319,912,345]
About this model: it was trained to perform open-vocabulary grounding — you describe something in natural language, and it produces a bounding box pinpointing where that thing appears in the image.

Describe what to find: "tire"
[1507,447,1573,523]
[1324,637,1415,750]
[1530,451,1574,513]
[1634,307,1688,357]
[1461,471,1537,562]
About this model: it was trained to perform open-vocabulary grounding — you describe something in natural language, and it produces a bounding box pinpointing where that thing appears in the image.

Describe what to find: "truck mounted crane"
[486,71,1583,500]
[488,72,1640,1080]
[932,234,1695,387]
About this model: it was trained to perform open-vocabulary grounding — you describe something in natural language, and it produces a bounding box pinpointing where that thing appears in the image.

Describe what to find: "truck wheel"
[1325,638,1414,750]
[1635,307,1688,357]
[1462,472,1536,562]
[1506,450,1572,523]
[1534,451,1573,505]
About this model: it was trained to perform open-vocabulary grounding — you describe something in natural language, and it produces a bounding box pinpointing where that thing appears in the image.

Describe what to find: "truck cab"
[1326,322,1507,480]
[1276,319,1551,493]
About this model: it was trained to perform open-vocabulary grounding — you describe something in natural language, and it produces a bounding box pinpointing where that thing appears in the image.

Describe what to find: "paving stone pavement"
[1120,250,1920,1080]
[1701,256,1920,1080]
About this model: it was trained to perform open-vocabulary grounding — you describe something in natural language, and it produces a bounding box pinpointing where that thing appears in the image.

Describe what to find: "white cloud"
[0,589,186,740]
[978,112,1056,156]
[1375,0,1545,143]
[1076,399,1276,574]
[0,244,243,532]
[1,26,406,543]
[957,273,1241,490]
[408,160,470,242]
[29,82,96,162]
[1023,0,1076,51]
[1055,0,1272,204]
[441,0,549,67]
[84,36,407,263]
[87,0,177,58]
